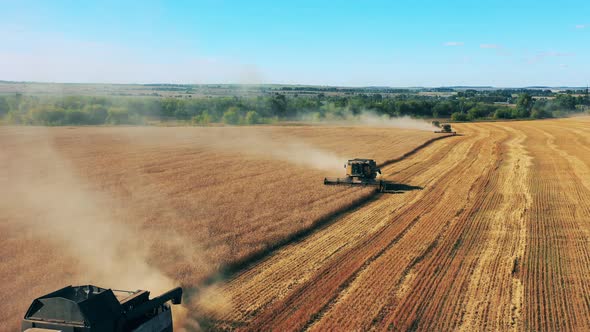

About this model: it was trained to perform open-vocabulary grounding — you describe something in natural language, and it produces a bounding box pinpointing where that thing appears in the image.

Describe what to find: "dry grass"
[0,125,436,330]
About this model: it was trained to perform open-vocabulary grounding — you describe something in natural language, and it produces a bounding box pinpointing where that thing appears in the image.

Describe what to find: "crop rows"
[207,118,590,331]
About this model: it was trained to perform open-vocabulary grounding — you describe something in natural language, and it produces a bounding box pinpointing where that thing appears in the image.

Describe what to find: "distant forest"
[0,88,588,125]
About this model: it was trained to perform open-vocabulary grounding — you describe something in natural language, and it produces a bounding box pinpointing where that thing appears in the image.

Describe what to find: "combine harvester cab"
[22,285,182,332]
[324,159,387,192]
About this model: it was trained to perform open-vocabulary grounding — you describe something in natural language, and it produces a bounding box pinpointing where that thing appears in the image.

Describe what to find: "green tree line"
[0,91,587,126]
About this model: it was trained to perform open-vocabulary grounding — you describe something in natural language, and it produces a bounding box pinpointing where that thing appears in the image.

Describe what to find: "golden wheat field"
[0,125,436,330]
[2,117,590,331]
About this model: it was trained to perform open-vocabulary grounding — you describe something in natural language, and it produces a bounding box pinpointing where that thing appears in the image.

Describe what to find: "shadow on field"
[380,182,423,194]
[379,133,458,168]
[195,180,422,292]
[200,192,380,286]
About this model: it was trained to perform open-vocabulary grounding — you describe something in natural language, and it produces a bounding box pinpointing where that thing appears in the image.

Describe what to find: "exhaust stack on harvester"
[324,158,387,192]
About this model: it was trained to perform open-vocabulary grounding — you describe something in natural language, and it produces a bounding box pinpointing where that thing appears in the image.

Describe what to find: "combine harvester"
[21,285,182,332]
[432,121,457,135]
[324,158,391,192]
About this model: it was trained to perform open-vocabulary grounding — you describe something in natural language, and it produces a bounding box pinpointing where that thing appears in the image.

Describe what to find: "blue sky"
[1,0,588,86]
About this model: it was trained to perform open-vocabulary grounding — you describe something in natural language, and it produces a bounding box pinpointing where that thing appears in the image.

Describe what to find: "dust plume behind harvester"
[21,285,182,332]
[432,121,457,135]
[324,159,389,192]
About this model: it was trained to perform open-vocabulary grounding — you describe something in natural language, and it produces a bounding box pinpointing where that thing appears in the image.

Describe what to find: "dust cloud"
[355,113,437,131]
[122,112,434,176]
[0,128,182,316]
[302,111,437,131]
[231,135,344,173]
[196,113,435,171]
[123,127,346,174]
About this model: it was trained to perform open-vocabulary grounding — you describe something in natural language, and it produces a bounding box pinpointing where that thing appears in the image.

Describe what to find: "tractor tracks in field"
[456,124,532,331]
[204,120,590,331]
[239,146,477,330]
[519,123,590,331]
[203,131,481,330]
[208,121,590,331]
[356,125,510,331]
[302,131,493,331]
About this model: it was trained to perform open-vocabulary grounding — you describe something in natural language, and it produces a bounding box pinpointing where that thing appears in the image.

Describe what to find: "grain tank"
[21,285,182,332]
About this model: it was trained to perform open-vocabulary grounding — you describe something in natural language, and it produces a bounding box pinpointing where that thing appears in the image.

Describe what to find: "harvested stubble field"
[2,117,590,331]
[205,117,590,331]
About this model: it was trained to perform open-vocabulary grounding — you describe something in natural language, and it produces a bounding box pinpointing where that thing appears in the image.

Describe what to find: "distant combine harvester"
[432,121,457,135]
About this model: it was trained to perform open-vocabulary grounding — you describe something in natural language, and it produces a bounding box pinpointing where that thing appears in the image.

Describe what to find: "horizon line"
[0,80,587,90]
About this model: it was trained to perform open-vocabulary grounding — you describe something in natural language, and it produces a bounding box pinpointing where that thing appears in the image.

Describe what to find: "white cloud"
[443,41,464,47]
[575,24,586,29]
[559,64,568,68]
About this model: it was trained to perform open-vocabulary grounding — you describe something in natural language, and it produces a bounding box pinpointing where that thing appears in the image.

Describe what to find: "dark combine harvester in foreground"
[22,285,182,332]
